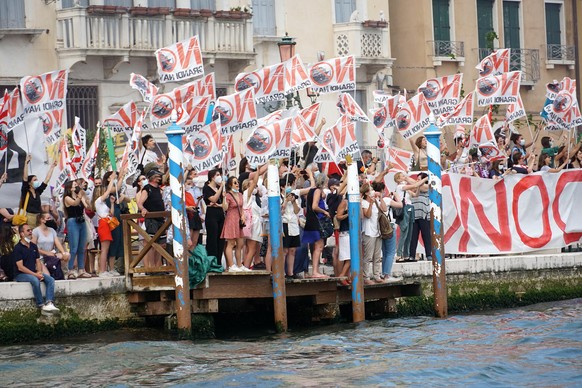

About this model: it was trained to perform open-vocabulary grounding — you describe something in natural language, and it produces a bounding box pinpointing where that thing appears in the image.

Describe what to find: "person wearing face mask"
[361,183,387,284]
[138,169,166,269]
[408,173,432,262]
[63,179,91,279]
[242,171,262,269]
[32,212,70,279]
[184,177,202,249]
[509,133,533,165]
[14,224,60,313]
[21,155,58,228]
[203,169,226,261]
[221,176,248,272]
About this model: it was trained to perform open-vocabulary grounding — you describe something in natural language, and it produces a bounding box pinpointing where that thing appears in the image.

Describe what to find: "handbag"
[12,193,30,226]
[229,192,246,229]
[107,216,120,231]
[392,192,405,223]
[318,216,334,240]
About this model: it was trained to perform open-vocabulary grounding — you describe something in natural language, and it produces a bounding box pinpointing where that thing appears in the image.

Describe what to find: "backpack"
[392,192,405,223]
[376,203,394,240]
[0,253,15,281]
[44,256,64,280]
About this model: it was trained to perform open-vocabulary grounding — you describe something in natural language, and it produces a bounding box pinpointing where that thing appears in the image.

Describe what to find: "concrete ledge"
[393,252,582,277]
[0,276,126,302]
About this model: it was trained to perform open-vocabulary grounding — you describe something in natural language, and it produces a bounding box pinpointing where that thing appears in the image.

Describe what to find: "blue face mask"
[285,187,292,195]
[32,181,41,189]
[232,189,239,193]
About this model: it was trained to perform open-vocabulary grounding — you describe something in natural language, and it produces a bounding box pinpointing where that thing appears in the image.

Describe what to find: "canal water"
[1,299,581,387]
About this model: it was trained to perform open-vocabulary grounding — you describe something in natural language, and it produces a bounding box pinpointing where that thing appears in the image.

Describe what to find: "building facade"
[389,0,577,142]
[0,0,577,156]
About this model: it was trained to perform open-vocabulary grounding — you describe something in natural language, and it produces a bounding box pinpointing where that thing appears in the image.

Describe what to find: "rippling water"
[1,299,581,387]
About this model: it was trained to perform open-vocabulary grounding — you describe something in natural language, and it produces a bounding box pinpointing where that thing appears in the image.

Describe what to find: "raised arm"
[43,160,58,184]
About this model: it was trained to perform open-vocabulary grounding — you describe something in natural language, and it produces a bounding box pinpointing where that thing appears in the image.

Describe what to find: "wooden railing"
[121,211,175,289]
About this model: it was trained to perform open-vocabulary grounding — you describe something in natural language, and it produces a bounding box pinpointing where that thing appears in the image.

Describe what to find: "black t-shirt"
[65,202,84,219]
[21,180,47,214]
[13,241,40,274]
[238,172,251,187]
[326,192,342,219]
[203,184,223,206]
[143,185,164,212]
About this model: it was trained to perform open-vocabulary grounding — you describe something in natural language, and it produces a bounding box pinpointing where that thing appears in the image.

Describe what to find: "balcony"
[477,48,540,86]
[430,40,465,66]
[56,7,255,78]
[545,44,575,69]
[333,22,395,81]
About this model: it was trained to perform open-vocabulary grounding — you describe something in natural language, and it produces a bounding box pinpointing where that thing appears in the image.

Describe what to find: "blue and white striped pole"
[424,113,447,318]
[347,161,365,322]
[268,162,287,331]
[166,110,192,335]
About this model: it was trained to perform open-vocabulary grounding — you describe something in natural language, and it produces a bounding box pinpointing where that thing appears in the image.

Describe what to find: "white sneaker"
[240,265,252,272]
[109,270,121,276]
[99,271,113,278]
[229,265,242,273]
[42,302,60,313]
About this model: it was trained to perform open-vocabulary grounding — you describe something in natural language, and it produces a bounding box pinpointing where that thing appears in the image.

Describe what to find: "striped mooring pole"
[268,161,287,332]
[166,110,192,335]
[424,114,448,318]
[347,161,365,322]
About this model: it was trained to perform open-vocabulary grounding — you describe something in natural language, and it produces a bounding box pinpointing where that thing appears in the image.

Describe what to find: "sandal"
[67,272,77,280]
[77,271,92,279]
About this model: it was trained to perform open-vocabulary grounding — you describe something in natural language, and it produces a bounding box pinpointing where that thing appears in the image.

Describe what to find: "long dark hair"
[0,224,15,256]
[63,180,76,217]
[206,169,221,185]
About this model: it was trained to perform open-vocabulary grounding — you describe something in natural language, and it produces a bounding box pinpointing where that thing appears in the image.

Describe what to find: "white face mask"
[520,139,526,146]
[24,237,31,244]
[214,176,223,184]
[185,185,193,191]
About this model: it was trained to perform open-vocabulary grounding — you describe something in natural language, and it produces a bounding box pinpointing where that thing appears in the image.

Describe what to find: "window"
[477,0,495,50]
[61,0,89,8]
[105,0,132,6]
[148,0,176,7]
[335,0,356,23]
[545,2,563,59]
[503,1,520,70]
[191,0,216,10]
[66,86,99,136]
[433,0,450,41]
[252,0,276,36]
[0,0,24,28]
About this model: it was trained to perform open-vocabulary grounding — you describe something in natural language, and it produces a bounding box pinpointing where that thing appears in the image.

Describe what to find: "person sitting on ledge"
[13,224,60,314]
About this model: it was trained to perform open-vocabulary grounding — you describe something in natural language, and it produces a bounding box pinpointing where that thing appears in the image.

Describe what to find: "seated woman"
[32,212,70,278]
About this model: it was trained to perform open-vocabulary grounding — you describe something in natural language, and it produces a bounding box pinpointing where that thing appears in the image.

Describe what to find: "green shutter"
[477,0,494,49]
[545,3,561,45]
[503,1,520,48]
[433,0,451,41]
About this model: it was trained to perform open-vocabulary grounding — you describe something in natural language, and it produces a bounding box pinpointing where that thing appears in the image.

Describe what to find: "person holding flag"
[21,155,58,228]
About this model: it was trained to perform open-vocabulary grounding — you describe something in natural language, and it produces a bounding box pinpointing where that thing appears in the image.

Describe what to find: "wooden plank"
[286,280,338,297]
[131,275,176,291]
[191,299,219,313]
[131,265,175,274]
[140,300,175,316]
[192,275,272,299]
[127,292,147,303]
[314,291,338,305]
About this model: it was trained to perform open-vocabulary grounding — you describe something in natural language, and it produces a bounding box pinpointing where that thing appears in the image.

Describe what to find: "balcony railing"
[56,7,254,68]
[477,48,539,85]
[546,44,575,69]
[431,40,465,58]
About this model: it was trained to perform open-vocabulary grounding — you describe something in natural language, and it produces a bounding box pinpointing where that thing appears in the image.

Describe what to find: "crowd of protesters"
[1,120,581,312]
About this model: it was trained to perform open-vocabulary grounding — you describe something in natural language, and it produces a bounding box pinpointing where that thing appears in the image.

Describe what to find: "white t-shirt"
[395,183,407,206]
[361,200,380,238]
[139,149,158,166]
[94,197,111,218]
[382,197,398,223]
[282,195,300,236]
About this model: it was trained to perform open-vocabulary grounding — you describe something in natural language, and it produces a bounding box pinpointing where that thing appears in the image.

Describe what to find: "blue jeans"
[396,204,415,258]
[15,273,55,307]
[382,229,397,276]
[67,217,87,270]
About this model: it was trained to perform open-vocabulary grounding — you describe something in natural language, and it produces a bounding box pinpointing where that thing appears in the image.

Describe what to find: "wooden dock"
[121,213,422,326]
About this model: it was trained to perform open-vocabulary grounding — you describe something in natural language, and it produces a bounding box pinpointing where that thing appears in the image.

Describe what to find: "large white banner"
[155,36,204,83]
[443,170,582,254]
[309,55,355,94]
